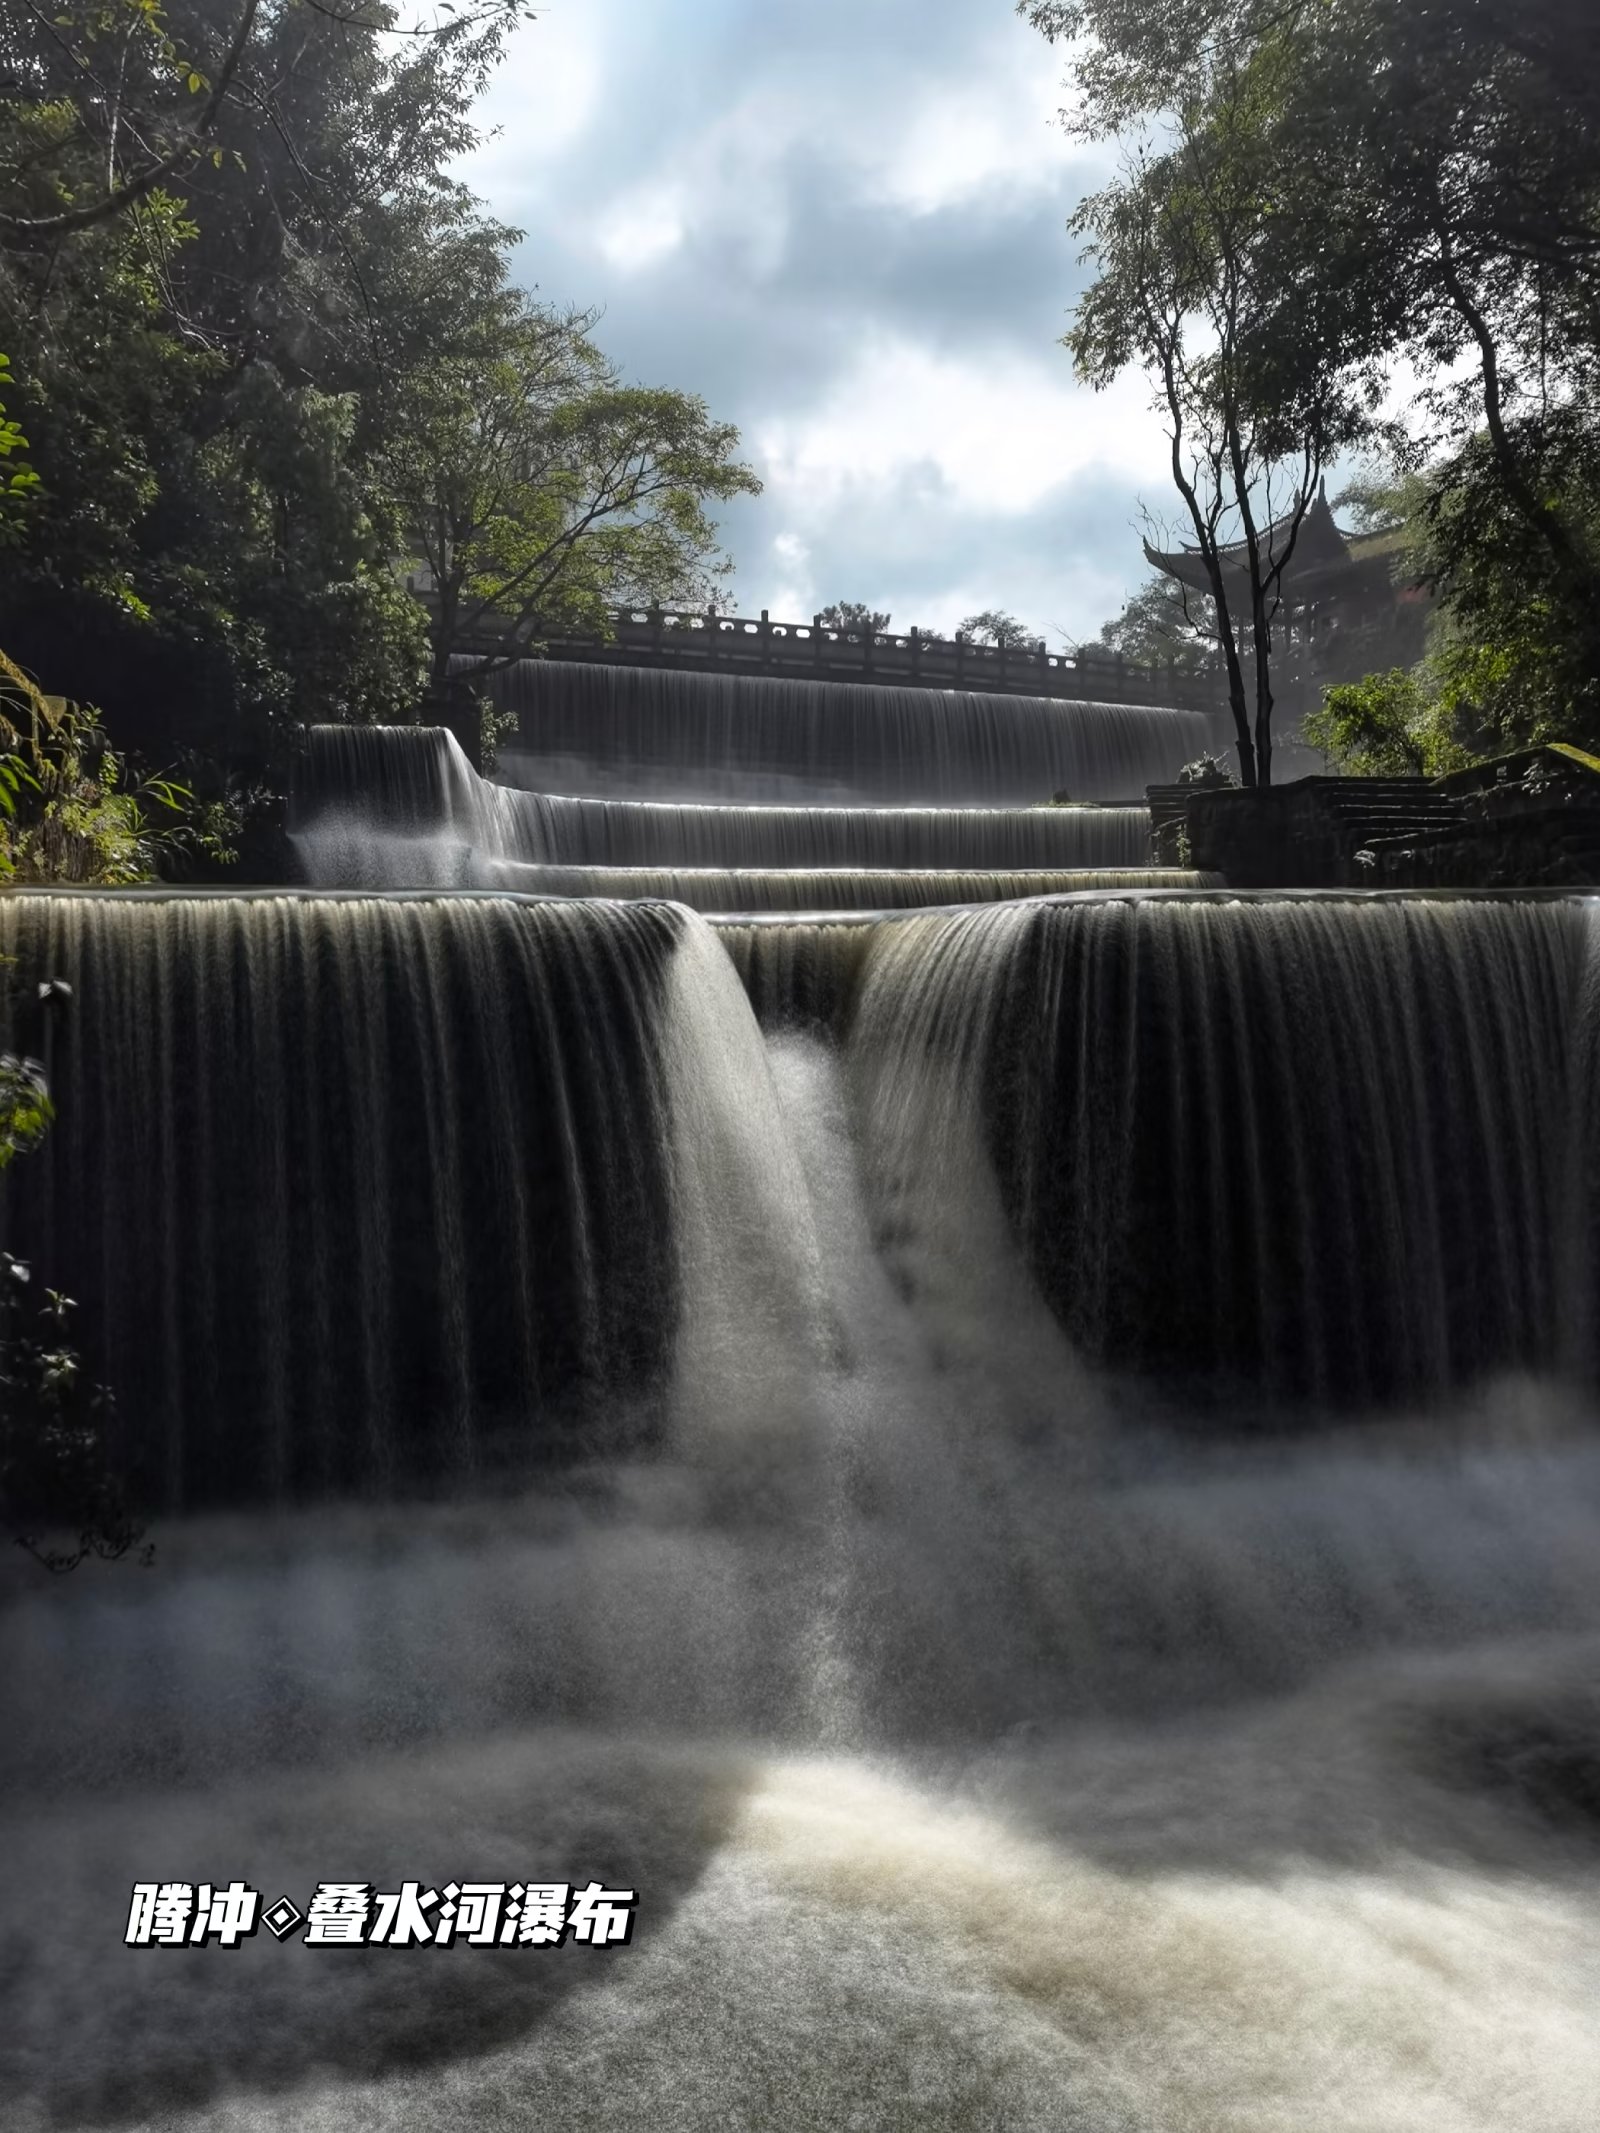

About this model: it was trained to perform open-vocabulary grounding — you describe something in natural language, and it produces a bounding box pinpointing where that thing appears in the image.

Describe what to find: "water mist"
[5,878,1600,2132]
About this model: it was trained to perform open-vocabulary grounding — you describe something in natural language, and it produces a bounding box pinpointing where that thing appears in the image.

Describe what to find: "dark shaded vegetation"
[1038,0,1600,780]
[0,976,144,1570]
[816,601,892,636]
[0,0,757,829]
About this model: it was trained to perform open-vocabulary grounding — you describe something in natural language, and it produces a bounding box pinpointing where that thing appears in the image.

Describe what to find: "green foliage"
[0,162,432,769]
[817,602,891,635]
[1028,0,1600,775]
[1323,438,1600,761]
[0,976,143,1571]
[0,647,233,882]
[1412,422,1600,751]
[0,1051,53,1169]
[958,610,1044,651]
[0,0,755,789]
[0,1249,146,1573]
[0,353,39,535]
[1304,667,1477,779]
[0,0,537,244]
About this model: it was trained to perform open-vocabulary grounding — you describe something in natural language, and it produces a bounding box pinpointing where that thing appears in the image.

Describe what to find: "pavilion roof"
[1143,483,1356,598]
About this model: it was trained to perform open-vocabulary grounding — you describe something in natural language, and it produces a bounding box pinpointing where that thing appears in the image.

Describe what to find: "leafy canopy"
[817,602,891,635]
[389,304,760,689]
[958,610,1045,651]
[1026,0,1600,767]
[1,0,760,793]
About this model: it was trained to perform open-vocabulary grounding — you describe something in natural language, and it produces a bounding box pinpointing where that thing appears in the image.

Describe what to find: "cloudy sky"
[459,0,1175,646]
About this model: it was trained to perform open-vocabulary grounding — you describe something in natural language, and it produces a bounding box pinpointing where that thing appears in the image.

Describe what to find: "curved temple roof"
[1143,483,1374,603]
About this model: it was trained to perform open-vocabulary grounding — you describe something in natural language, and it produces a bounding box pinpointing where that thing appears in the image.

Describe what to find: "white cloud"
[766,531,814,618]
[871,35,1083,216]
[756,333,1164,517]
[449,0,1178,636]
[596,185,689,272]
[453,1,606,201]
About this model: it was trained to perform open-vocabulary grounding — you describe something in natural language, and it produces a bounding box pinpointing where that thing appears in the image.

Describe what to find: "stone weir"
[477,657,1223,806]
[4,888,1597,1512]
[291,724,1174,906]
[468,862,1216,913]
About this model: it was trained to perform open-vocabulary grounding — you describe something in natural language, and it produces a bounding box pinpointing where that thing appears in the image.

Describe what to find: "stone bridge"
[415,586,1227,713]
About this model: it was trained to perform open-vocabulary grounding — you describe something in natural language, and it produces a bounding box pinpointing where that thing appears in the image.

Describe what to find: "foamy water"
[6,1002,1600,2128]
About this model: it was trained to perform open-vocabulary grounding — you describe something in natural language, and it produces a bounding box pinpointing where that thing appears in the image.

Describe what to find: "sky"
[457,0,1180,646]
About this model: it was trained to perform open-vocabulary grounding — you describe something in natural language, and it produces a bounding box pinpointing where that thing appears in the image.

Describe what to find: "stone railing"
[410,583,1227,713]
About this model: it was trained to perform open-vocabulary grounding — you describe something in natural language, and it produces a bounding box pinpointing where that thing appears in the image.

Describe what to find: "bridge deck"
[420,593,1227,714]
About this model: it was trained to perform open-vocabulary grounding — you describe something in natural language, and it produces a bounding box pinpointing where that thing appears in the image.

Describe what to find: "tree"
[1303,667,1475,779]
[0,647,224,1568]
[0,1245,146,1573]
[1091,570,1216,674]
[1025,0,1600,759]
[957,609,1044,651]
[0,0,534,243]
[0,353,38,536]
[1060,18,1376,785]
[0,10,435,773]
[0,954,142,1572]
[0,5,763,786]
[0,646,233,882]
[1262,1,1600,747]
[817,601,890,635]
[0,1,535,777]
[1306,442,1600,766]
[381,301,761,703]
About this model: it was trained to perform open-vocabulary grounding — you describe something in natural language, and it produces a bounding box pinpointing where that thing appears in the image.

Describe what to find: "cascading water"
[7,871,1600,2128]
[840,892,1582,1406]
[468,862,1214,912]
[482,657,1218,804]
[12,887,1586,1508]
[292,725,1160,897]
[0,890,687,1504]
[487,794,1154,870]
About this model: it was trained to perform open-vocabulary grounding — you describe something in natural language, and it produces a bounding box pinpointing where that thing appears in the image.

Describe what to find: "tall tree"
[0,0,506,769]
[1026,0,1600,755]
[0,0,531,241]
[1066,41,1374,784]
[0,0,762,792]
[380,302,760,708]
[1281,0,1600,742]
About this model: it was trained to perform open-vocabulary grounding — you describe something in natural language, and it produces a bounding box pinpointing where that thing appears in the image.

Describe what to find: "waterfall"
[472,862,1210,910]
[483,657,1218,804]
[0,891,687,1507]
[293,724,1159,890]
[6,887,1598,1516]
[498,795,1154,871]
[7,884,1600,2133]
[288,725,487,886]
[729,893,1587,1407]
[292,726,554,887]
